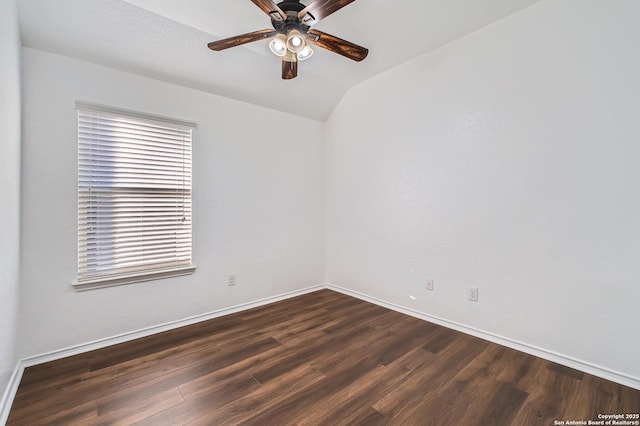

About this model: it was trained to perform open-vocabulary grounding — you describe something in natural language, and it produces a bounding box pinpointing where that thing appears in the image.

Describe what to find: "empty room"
[1,0,639,424]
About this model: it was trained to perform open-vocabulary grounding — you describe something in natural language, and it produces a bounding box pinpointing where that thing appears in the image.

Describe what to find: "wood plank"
[186,364,326,426]
[297,347,436,425]
[132,374,260,425]
[7,400,97,426]
[95,387,184,425]
[511,358,585,425]
[236,356,383,425]
[373,334,490,417]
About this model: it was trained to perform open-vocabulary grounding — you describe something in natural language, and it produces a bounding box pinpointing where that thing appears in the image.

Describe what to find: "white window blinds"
[77,103,194,289]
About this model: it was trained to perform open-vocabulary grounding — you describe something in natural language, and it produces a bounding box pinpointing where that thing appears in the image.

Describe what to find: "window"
[75,102,195,290]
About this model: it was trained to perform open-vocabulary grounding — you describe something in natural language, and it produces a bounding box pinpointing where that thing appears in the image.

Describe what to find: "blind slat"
[78,107,193,281]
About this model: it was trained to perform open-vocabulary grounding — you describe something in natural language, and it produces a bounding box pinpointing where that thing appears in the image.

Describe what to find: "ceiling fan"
[207,0,368,80]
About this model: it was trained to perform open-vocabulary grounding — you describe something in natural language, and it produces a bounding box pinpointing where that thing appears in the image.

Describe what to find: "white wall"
[19,48,325,358]
[326,0,640,381]
[0,0,22,395]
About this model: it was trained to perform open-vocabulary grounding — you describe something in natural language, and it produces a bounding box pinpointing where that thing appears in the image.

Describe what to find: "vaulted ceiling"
[18,0,542,121]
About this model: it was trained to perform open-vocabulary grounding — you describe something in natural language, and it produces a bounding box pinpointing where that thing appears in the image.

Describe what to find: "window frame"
[74,101,196,291]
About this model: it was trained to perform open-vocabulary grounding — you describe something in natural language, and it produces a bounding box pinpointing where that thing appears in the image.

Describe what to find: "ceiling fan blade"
[306,29,368,62]
[282,60,298,79]
[298,0,356,23]
[250,0,287,21]
[208,29,277,51]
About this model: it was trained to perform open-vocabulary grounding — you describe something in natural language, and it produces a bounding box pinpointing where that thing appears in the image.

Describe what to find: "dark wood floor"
[7,290,639,425]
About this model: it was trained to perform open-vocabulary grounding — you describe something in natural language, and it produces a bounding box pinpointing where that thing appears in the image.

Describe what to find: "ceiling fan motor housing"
[277,1,306,14]
[272,0,313,34]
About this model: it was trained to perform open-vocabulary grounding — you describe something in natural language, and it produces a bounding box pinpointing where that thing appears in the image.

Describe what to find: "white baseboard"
[327,284,640,391]
[0,363,24,426]
[3,281,637,424]
[0,284,324,422]
[20,284,325,368]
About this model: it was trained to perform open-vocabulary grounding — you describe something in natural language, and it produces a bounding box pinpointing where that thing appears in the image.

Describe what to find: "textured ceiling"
[18,0,542,121]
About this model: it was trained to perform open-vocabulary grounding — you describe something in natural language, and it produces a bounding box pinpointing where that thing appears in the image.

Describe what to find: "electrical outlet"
[425,278,434,291]
[468,287,478,302]
[227,273,236,286]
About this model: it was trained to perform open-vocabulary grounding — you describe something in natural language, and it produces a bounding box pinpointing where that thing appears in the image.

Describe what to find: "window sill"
[73,265,197,291]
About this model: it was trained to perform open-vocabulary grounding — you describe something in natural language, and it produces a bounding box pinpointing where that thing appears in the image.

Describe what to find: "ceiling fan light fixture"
[297,45,314,61]
[286,29,306,53]
[269,34,287,57]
